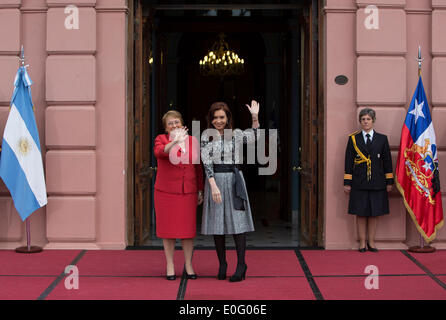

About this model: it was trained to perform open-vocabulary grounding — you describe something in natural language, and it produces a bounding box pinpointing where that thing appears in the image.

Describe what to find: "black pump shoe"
[229,264,247,282]
[186,273,197,280]
[218,262,228,280]
[166,274,176,280]
[367,242,379,252]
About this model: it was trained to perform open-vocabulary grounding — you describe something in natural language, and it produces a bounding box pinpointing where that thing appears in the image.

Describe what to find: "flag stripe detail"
[0,66,47,221]
[2,104,47,207]
[396,77,443,243]
[0,141,42,220]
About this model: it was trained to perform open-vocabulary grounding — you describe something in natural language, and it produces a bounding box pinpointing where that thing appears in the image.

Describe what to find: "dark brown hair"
[207,102,233,129]
[358,108,376,123]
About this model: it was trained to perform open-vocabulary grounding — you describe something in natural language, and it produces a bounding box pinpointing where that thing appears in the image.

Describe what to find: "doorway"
[127,1,324,248]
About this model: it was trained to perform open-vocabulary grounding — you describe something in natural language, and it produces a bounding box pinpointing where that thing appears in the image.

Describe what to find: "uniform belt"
[213,164,241,172]
[213,164,246,210]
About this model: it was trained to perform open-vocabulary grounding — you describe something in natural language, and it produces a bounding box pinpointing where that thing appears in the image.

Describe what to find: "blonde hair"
[162,110,184,129]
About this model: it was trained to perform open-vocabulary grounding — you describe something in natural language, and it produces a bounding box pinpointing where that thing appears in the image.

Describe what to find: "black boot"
[213,235,227,280]
[229,263,247,282]
[230,233,247,282]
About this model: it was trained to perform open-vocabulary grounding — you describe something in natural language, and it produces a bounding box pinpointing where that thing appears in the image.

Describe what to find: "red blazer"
[154,134,204,194]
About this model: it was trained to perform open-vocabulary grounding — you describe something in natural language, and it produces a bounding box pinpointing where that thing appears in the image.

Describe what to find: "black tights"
[213,233,246,268]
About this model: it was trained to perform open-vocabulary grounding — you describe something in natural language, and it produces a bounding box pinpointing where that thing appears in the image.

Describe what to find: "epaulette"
[349,130,360,137]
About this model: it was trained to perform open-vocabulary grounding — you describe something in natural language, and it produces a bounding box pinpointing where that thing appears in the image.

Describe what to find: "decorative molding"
[0,51,21,56]
[46,5,96,8]
[20,6,48,13]
[44,242,101,250]
[0,4,21,9]
[405,8,432,14]
[152,4,304,10]
[356,4,406,9]
[324,6,356,14]
[46,145,96,151]
[97,242,127,250]
[0,0,22,10]
[46,101,97,106]
[356,51,407,56]
[432,0,446,10]
[95,5,128,14]
[47,51,97,56]
[356,102,407,106]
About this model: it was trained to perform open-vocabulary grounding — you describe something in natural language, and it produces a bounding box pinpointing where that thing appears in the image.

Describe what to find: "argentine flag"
[0,66,47,221]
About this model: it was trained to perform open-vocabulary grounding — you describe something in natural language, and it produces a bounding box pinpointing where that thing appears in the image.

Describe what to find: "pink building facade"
[325,0,446,249]
[0,0,444,250]
[0,0,127,250]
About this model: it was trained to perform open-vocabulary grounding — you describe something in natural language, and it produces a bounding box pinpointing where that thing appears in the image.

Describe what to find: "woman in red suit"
[154,110,204,280]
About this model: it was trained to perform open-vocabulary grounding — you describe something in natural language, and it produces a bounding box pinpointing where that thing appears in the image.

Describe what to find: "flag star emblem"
[409,99,425,123]
[396,76,444,243]
[422,161,432,172]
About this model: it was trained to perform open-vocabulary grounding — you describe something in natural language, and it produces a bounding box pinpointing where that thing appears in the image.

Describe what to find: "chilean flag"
[395,76,444,243]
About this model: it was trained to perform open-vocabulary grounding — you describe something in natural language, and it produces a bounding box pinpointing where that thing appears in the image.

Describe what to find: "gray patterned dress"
[201,128,257,235]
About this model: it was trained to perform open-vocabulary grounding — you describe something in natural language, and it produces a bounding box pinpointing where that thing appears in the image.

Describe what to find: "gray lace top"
[201,128,258,179]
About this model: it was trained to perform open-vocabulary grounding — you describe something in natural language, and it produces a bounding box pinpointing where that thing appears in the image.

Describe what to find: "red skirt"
[154,190,198,239]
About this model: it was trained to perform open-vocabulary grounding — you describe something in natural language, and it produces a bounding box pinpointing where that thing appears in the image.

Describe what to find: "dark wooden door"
[133,2,154,246]
[298,0,320,247]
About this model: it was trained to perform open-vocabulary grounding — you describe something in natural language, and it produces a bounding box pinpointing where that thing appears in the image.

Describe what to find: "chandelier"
[199,33,244,78]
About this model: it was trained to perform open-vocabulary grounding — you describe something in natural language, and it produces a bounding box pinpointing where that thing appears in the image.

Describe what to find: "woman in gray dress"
[201,100,259,282]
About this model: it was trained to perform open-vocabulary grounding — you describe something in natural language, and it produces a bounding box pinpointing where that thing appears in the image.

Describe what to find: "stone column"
[355,0,407,249]
[45,0,98,249]
[324,0,358,249]
[94,0,127,249]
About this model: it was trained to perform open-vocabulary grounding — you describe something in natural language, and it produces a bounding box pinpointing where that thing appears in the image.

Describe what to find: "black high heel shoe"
[166,274,176,281]
[186,273,197,280]
[229,264,247,282]
[218,262,227,280]
[367,242,379,252]
[358,242,366,252]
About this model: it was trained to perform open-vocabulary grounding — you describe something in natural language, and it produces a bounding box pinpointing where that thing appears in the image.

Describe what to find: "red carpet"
[75,250,185,277]
[185,277,314,300]
[0,249,445,300]
[193,250,304,277]
[0,250,81,276]
[314,275,446,300]
[187,250,308,300]
[301,250,425,276]
[46,276,180,300]
[408,250,446,275]
[0,276,58,300]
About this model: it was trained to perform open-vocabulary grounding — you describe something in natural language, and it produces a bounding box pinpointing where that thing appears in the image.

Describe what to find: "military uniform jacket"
[344,131,394,190]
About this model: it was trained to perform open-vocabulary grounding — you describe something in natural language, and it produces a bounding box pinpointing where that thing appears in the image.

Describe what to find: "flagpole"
[14,46,43,254]
[408,45,435,254]
[416,45,423,78]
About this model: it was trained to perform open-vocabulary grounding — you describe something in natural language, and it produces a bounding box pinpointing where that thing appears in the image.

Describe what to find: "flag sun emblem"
[18,137,30,156]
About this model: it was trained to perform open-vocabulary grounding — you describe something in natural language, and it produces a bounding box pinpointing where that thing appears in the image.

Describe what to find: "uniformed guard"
[344,108,394,252]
